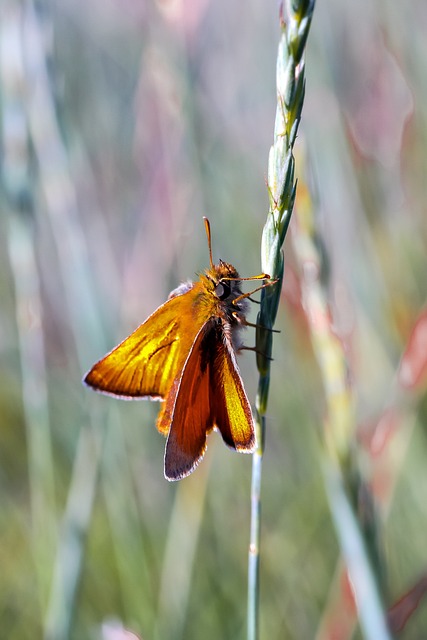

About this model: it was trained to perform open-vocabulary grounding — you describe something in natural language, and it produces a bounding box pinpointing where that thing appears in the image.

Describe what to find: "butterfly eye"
[215,281,231,300]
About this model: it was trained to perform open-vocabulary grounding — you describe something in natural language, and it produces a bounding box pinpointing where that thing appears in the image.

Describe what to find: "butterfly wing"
[164,319,255,481]
[164,323,213,480]
[210,326,255,452]
[84,284,206,401]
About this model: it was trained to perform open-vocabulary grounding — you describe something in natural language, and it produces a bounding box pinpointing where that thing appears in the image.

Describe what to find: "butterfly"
[84,218,271,481]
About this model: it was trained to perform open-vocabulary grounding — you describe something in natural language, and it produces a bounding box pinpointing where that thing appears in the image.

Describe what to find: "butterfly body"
[84,218,275,480]
[84,256,256,481]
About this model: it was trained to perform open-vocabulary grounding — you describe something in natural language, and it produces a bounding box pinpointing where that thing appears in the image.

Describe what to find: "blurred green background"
[1,0,427,638]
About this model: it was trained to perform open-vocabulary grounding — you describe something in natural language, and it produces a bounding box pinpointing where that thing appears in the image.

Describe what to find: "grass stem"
[247,2,315,638]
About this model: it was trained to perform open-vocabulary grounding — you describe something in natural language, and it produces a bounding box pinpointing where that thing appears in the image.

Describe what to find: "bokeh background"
[1,0,427,638]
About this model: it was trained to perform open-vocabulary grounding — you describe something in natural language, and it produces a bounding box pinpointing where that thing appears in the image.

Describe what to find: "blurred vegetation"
[1,0,427,639]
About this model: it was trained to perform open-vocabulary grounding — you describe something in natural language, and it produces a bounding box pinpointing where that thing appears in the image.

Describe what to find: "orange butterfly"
[84,219,271,481]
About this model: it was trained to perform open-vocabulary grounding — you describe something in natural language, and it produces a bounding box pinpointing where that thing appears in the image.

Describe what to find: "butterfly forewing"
[84,285,208,400]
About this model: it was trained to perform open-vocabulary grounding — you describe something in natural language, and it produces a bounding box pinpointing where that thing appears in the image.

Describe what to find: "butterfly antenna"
[203,217,214,269]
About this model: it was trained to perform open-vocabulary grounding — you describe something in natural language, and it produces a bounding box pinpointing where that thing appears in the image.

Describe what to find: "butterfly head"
[204,259,248,320]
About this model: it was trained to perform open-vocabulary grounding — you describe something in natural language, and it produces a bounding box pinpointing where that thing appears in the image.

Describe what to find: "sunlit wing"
[164,319,255,481]
[156,378,179,436]
[84,285,208,400]
[211,328,255,452]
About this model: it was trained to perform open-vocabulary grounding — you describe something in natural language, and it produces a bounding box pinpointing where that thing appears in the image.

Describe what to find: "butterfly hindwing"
[210,324,255,452]
[164,319,255,480]
[164,323,213,480]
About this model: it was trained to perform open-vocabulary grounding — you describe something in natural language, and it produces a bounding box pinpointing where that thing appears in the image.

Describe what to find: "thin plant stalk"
[247,2,316,639]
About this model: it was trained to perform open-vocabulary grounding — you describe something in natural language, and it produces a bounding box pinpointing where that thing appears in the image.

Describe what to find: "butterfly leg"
[231,278,278,308]
[238,345,274,361]
[232,312,280,333]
